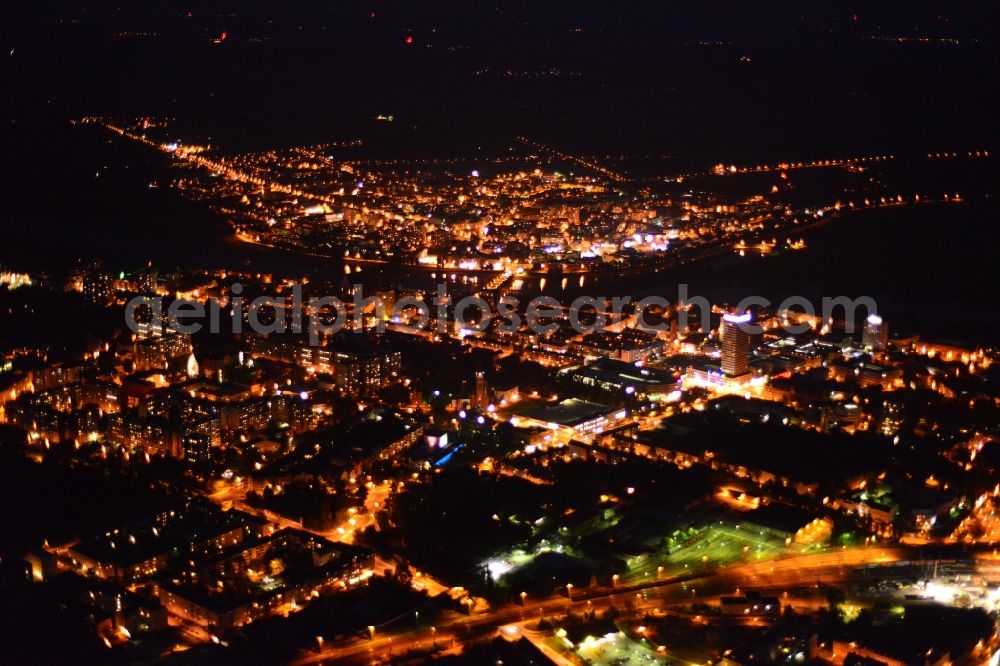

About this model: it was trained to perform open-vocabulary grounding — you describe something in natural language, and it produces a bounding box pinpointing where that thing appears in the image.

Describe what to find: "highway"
[291,546,910,664]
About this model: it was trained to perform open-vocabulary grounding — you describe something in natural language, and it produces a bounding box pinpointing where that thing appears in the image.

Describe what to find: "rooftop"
[516,398,617,427]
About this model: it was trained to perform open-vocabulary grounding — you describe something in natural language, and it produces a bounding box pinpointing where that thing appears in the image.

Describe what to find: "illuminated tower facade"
[474,371,489,409]
[862,314,888,353]
[721,312,751,377]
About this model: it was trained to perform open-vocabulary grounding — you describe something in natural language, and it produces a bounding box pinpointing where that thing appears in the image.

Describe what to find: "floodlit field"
[577,631,666,666]
[622,522,790,582]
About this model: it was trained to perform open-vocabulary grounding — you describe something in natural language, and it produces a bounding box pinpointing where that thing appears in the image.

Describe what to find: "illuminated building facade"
[134,333,194,372]
[82,271,117,304]
[299,347,402,398]
[473,371,489,408]
[721,312,752,377]
[862,313,889,352]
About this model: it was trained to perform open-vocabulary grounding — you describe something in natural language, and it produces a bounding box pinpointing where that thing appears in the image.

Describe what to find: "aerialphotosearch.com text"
[124,283,879,345]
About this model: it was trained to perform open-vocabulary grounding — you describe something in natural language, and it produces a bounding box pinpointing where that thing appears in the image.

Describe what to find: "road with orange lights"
[291,546,912,664]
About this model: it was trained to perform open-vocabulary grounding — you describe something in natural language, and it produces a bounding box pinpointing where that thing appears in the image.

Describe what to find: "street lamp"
[315,636,324,652]
[367,625,375,639]
[565,583,573,597]
[520,591,527,605]
[612,574,620,586]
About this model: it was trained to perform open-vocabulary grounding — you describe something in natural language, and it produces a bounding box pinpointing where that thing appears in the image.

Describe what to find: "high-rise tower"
[721,312,751,377]
[862,314,888,353]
